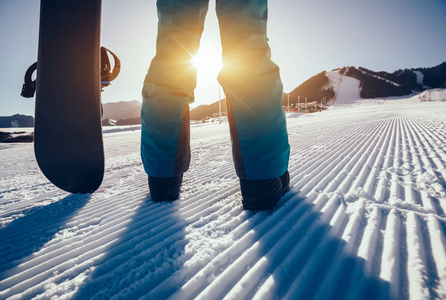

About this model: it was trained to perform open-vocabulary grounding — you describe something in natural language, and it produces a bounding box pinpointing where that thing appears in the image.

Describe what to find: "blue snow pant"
[141,0,290,180]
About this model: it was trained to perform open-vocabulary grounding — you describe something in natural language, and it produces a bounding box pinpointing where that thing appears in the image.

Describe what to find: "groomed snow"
[1,91,446,299]
[414,70,424,85]
[327,71,362,106]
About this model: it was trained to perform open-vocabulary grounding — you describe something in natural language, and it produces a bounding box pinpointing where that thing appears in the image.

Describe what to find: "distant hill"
[340,62,446,99]
[4,63,445,126]
[101,100,142,126]
[284,71,335,106]
[102,119,117,126]
[102,99,228,123]
[285,61,446,106]
[116,117,141,126]
[102,100,141,121]
[190,99,227,121]
[0,114,34,128]
[189,62,446,119]
[415,61,446,88]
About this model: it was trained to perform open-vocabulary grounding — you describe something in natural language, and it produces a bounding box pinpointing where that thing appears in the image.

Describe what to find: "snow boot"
[148,174,183,202]
[240,171,290,210]
[280,170,290,194]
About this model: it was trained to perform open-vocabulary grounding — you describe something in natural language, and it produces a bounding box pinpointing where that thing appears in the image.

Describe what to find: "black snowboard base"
[34,0,104,193]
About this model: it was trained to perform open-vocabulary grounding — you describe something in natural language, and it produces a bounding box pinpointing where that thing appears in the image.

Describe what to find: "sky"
[1,0,445,116]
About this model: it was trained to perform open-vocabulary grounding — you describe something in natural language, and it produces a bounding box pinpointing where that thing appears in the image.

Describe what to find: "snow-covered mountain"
[191,62,446,119]
[284,61,446,107]
[339,62,446,98]
[1,91,445,299]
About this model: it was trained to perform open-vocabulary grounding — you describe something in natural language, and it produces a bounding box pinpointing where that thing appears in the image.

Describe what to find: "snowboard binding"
[21,46,121,98]
[21,62,37,98]
[100,47,121,90]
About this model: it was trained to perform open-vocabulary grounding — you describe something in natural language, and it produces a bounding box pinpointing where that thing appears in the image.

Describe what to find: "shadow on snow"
[73,194,187,299]
[0,193,90,277]
[0,189,394,299]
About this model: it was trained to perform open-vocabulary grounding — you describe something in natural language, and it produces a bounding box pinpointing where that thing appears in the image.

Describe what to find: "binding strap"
[100,46,121,89]
[20,47,121,98]
[21,62,37,98]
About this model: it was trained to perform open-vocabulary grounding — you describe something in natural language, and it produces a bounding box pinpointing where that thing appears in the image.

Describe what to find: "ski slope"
[327,70,362,106]
[1,93,446,299]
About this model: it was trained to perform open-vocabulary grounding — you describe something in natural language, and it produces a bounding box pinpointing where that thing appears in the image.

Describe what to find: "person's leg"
[216,0,290,209]
[141,0,208,200]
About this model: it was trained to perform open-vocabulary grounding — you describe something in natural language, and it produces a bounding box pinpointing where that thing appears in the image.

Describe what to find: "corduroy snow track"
[1,92,446,299]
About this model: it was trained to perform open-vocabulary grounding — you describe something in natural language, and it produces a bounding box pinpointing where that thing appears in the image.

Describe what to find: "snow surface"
[414,70,424,85]
[327,70,363,106]
[1,92,446,299]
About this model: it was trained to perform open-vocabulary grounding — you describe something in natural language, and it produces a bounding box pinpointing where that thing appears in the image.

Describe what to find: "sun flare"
[192,45,223,82]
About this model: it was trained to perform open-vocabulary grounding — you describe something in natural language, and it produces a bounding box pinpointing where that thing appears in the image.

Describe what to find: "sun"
[192,44,223,83]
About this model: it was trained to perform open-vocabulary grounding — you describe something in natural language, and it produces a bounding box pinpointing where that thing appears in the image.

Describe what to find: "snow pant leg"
[141,0,208,177]
[216,0,290,180]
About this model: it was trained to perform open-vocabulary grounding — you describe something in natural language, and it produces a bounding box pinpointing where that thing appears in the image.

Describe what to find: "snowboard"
[33,0,104,193]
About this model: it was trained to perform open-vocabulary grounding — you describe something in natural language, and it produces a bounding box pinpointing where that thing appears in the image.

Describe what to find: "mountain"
[284,71,335,106]
[102,100,141,121]
[190,62,446,118]
[285,61,446,105]
[102,99,228,123]
[0,114,34,128]
[340,62,446,98]
[4,63,444,126]
[0,102,142,128]
[341,66,415,98]
[190,99,227,121]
